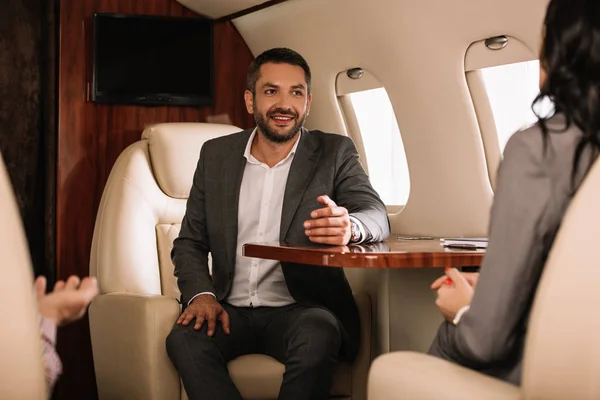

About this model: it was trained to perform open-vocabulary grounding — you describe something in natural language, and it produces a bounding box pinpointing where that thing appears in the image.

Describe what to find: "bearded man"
[166,47,390,400]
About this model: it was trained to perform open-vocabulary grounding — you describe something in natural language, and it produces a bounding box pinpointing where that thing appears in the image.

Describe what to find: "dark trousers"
[166,302,342,400]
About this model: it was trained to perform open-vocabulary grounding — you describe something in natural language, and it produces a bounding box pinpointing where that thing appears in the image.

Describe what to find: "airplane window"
[479,60,554,153]
[347,88,410,206]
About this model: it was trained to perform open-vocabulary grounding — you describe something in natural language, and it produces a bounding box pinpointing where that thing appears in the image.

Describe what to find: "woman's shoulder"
[504,114,582,166]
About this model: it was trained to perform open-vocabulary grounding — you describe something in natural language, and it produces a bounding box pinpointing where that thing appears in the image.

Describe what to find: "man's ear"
[244,90,254,114]
[306,93,313,115]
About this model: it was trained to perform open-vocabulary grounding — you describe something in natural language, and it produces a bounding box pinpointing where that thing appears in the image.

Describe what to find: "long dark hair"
[533,0,600,186]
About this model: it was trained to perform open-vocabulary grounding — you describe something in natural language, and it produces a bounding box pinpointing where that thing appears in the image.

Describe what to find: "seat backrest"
[0,152,46,399]
[522,157,600,400]
[90,123,241,298]
[90,122,373,298]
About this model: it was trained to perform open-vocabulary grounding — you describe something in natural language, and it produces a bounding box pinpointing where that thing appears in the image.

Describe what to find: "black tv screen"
[92,13,213,106]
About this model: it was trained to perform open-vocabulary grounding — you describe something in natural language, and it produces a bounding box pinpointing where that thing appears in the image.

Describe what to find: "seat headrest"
[142,122,242,198]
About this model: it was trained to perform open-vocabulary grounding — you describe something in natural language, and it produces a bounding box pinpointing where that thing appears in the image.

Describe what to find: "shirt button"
[251,292,256,296]
[259,232,263,236]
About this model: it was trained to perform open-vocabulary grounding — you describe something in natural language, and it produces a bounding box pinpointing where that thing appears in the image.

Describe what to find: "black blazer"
[172,128,390,362]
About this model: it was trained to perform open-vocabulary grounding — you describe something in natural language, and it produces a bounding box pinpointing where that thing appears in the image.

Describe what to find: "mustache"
[267,108,297,118]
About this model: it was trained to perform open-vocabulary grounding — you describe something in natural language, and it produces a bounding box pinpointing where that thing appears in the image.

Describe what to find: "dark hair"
[533,0,600,186]
[246,47,312,95]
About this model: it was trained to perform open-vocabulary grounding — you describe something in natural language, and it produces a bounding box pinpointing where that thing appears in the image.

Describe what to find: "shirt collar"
[243,127,302,166]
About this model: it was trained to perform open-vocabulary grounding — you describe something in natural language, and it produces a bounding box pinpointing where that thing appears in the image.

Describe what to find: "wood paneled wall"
[56,0,254,398]
[0,0,57,282]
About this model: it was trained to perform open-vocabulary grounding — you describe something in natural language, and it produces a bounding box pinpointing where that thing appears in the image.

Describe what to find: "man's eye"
[265,89,276,95]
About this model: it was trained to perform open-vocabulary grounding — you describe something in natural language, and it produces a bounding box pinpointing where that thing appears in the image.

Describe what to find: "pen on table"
[444,243,478,250]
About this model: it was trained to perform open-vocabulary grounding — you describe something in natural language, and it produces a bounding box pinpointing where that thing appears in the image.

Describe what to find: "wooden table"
[243,237,484,269]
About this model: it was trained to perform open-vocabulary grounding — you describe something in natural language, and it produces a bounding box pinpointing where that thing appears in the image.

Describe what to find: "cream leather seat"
[88,123,372,400]
[368,157,600,400]
[0,152,47,399]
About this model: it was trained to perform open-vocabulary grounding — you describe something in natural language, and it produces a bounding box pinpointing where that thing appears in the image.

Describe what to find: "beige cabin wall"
[231,0,549,354]
[233,0,548,238]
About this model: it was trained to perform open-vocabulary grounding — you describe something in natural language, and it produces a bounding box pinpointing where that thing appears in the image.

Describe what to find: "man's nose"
[273,92,292,108]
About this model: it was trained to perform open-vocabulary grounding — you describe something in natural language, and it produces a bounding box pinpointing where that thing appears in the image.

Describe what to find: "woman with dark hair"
[428,0,600,385]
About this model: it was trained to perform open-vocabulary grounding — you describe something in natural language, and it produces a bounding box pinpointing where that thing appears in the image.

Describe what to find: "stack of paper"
[440,238,488,249]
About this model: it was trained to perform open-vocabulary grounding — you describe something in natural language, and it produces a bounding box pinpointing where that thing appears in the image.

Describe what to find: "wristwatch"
[350,219,361,243]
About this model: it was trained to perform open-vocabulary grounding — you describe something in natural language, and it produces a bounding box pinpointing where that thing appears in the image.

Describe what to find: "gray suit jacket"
[171,128,390,362]
[429,114,594,384]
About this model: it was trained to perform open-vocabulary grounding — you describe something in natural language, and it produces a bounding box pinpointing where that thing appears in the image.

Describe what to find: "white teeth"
[272,116,292,120]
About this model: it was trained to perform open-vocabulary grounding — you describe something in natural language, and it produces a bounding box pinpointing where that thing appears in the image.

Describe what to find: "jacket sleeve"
[430,130,551,369]
[334,137,390,243]
[171,144,215,304]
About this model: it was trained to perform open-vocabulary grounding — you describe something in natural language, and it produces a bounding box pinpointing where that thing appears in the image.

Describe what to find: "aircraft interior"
[0,0,598,399]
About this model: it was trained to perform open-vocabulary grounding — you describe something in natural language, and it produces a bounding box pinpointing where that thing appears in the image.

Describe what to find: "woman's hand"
[36,275,98,326]
[433,268,474,322]
[431,271,480,290]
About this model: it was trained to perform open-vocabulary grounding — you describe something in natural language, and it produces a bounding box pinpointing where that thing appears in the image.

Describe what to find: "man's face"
[244,62,312,144]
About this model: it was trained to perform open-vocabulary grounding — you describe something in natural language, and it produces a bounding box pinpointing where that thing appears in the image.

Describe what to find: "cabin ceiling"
[176,0,271,19]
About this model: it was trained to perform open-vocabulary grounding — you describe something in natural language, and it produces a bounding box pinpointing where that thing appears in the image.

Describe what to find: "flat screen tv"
[92,13,213,106]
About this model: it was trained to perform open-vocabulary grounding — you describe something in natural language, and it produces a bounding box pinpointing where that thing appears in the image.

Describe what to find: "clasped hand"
[304,195,351,245]
[431,268,478,322]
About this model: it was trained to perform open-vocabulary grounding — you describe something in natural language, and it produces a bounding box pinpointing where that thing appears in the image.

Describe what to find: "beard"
[254,107,307,144]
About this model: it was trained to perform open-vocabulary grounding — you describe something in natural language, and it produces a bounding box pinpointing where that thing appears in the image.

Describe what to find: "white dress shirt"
[226,129,299,307]
[189,128,368,307]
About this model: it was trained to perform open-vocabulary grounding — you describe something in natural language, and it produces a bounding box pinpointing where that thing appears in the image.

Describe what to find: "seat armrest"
[351,292,372,400]
[89,293,181,400]
[368,352,520,400]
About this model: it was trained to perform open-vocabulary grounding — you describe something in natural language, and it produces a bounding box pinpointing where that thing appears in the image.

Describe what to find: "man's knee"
[166,324,188,361]
[166,323,212,363]
[289,308,342,364]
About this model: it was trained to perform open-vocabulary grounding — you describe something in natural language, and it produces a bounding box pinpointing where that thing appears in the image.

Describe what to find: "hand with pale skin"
[430,270,480,290]
[304,195,352,245]
[176,294,230,337]
[433,268,475,322]
[35,275,99,327]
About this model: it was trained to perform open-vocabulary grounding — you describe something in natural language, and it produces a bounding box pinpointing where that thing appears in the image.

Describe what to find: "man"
[166,47,389,400]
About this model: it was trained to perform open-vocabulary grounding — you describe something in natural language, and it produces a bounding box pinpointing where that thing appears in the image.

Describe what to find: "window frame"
[336,69,409,212]
[464,36,538,190]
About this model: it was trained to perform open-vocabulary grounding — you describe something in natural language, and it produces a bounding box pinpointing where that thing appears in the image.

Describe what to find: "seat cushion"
[181,354,352,400]
[368,352,520,400]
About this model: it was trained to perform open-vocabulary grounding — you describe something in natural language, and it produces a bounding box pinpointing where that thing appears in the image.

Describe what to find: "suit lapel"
[280,129,321,241]
[222,130,252,270]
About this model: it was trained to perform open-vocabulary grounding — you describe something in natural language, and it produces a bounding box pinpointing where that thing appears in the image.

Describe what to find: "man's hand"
[35,275,99,327]
[177,294,230,336]
[304,195,351,245]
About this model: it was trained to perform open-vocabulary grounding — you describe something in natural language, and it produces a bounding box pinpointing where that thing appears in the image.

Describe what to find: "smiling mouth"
[270,115,295,125]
